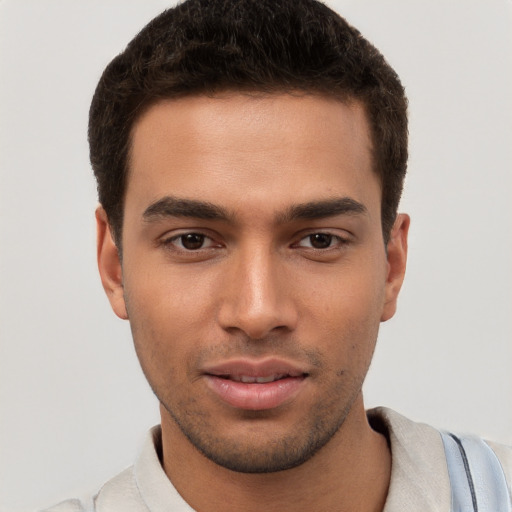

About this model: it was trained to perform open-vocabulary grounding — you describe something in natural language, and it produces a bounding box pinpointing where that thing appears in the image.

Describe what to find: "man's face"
[98,93,407,472]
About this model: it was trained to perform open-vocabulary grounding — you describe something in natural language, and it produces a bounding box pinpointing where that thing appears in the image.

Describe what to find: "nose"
[217,245,298,340]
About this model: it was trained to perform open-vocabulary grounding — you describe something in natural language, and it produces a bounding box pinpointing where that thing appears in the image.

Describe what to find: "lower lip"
[204,375,305,410]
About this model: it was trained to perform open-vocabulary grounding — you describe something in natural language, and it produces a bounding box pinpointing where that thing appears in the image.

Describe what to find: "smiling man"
[46,1,511,511]
[102,94,398,510]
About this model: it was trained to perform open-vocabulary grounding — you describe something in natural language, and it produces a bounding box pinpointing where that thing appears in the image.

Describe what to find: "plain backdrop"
[1,1,511,510]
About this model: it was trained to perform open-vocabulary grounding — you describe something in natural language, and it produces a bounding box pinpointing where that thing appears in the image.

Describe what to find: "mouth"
[230,374,287,383]
[202,359,308,411]
[213,372,304,383]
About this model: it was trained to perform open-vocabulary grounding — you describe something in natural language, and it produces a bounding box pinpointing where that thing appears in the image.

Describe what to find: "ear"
[96,206,128,320]
[381,213,410,322]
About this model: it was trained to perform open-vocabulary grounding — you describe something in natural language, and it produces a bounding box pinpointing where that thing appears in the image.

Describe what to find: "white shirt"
[43,407,512,512]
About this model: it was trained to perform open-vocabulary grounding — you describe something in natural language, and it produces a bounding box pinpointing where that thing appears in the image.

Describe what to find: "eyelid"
[159,230,222,251]
[157,228,352,253]
[293,230,351,247]
[175,234,214,249]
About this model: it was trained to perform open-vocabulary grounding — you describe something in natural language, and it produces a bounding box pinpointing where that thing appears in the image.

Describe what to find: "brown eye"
[180,233,206,250]
[309,233,333,249]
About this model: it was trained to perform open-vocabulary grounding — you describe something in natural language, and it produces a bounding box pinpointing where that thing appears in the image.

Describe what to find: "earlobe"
[381,213,410,322]
[96,206,128,320]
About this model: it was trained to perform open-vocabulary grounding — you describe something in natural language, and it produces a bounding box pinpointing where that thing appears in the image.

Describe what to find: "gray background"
[1,0,511,510]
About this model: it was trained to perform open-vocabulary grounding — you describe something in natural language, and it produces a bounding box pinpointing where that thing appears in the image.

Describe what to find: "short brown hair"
[89,0,408,246]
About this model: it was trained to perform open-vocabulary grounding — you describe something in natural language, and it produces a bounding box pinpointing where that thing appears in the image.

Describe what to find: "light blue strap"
[441,431,512,512]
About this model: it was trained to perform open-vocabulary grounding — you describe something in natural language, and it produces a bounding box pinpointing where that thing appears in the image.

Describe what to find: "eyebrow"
[278,197,368,222]
[143,196,232,222]
[142,195,367,223]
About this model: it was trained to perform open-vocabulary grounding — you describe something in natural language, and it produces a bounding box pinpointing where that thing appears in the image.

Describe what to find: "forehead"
[126,93,378,220]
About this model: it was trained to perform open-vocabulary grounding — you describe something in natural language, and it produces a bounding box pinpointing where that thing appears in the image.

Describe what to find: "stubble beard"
[127,305,377,475]
[159,378,362,474]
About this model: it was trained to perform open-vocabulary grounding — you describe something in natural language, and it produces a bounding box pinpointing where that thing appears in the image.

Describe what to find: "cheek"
[124,256,218,325]
[305,259,386,359]
[122,256,230,375]
[122,275,204,383]
[309,255,386,318]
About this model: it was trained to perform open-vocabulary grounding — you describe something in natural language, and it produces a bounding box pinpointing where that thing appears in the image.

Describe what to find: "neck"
[160,396,391,512]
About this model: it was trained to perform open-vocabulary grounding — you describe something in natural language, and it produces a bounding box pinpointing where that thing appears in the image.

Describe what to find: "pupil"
[310,233,332,249]
[182,233,204,250]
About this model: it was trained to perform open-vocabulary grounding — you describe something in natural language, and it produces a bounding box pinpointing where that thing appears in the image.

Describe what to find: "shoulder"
[487,439,512,470]
[367,406,452,511]
[40,466,146,512]
[39,425,173,512]
[369,407,512,476]
[368,407,512,511]
[94,466,150,511]
[486,439,512,494]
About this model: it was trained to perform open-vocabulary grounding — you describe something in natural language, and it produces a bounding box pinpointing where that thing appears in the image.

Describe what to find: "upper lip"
[202,358,308,379]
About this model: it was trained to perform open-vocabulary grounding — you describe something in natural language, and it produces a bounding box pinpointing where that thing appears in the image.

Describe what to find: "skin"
[97,93,409,512]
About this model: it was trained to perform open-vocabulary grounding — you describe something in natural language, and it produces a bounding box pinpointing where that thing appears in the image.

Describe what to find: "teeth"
[231,374,285,383]
[256,375,280,383]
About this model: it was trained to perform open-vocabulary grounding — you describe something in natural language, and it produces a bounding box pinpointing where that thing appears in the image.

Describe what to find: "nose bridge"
[218,240,296,339]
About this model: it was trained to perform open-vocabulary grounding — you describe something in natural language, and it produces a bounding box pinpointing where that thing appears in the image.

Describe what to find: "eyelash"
[161,232,219,251]
[293,232,349,250]
[160,231,350,253]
